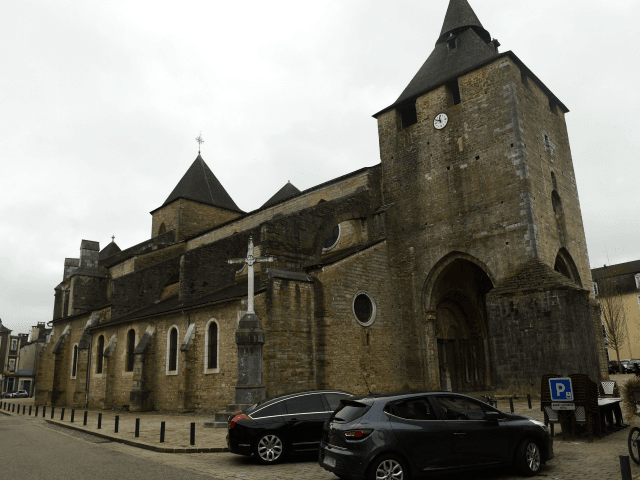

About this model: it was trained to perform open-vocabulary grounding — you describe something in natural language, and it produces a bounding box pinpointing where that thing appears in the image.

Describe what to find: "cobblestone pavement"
[4,383,640,479]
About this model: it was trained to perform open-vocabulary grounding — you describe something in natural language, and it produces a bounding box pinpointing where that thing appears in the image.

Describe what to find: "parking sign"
[549,378,573,401]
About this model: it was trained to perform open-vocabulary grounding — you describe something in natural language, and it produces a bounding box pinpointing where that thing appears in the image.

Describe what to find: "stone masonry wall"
[487,288,599,394]
[313,241,406,395]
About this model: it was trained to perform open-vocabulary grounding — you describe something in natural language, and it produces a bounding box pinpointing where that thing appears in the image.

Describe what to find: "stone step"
[226,403,254,413]
[214,411,236,423]
[203,420,228,429]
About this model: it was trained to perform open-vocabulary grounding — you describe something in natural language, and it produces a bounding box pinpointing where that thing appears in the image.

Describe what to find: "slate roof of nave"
[89,276,265,330]
[260,181,302,209]
[154,154,244,214]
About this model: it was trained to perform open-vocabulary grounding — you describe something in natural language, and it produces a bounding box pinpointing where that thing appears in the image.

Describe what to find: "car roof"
[345,391,490,403]
[254,389,352,408]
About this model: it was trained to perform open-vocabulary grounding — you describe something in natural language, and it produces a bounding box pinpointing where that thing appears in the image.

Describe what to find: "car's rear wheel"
[367,454,407,480]
[253,433,285,465]
[515,438,542,476]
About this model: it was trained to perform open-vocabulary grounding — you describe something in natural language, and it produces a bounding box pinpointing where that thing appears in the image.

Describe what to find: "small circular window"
[322,225,341,251]
[352,291,376,326]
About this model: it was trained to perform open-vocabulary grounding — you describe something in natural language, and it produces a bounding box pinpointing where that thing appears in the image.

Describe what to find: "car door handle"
[287,418,298,423]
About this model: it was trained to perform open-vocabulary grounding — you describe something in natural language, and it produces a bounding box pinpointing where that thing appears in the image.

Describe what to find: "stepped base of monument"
[204,403,254,428]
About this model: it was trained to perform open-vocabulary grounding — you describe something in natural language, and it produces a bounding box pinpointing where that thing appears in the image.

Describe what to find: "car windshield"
[330,400,370,423]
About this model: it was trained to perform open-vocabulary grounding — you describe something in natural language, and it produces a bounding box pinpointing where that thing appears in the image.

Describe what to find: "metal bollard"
[84,410,88,426]
[98,413,102,429]
[527,394,532,409]
[61,408,65,421]
[43,405,46,417]
[29,406,32,416]
[620,455,632,480]
[12,404,15,413]
[35,406,39,417]
[71,409,75,423]
[23,405,26,414]
[190,422,195,446]
[509,397,514,413]
[51,406,55,419]
[135,418,140,438]
[115,415,119,433]
[160,422,165,443]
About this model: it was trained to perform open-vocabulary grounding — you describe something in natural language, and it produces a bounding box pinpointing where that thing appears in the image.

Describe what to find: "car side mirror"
[483,411,501,422]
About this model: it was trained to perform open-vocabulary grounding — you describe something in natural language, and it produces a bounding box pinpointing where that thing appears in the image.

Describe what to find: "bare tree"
[599,280,629,365]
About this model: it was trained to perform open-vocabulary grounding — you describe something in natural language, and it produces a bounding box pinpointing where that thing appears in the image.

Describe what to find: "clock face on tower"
[434,113,449,130]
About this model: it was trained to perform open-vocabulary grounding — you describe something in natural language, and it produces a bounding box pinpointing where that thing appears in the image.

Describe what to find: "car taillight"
[344,429,374,439]
[229,414,250,429]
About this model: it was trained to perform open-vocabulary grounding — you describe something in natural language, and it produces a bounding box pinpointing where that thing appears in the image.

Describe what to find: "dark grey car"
[319,391,553,479]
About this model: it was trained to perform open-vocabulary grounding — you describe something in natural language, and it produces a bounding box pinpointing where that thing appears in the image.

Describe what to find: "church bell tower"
[375,0,606,393]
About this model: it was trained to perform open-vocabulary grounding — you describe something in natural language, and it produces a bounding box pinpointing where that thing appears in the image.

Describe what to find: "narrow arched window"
[96,335,104,374]
[169,328,178,372]
[126,329,135,372]
[208,322,218,369]
[71,345,78,378]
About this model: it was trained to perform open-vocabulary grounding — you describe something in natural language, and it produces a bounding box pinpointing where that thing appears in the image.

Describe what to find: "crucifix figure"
[228,236,273,314]
[195,133,204,154]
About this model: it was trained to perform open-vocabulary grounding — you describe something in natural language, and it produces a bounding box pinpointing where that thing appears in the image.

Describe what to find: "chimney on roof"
[79,240,100,269]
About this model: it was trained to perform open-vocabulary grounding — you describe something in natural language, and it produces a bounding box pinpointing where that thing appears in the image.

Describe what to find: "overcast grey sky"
[1,0,638,335]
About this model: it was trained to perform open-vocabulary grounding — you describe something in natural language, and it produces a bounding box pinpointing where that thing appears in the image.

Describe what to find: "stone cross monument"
[228,236,273,404]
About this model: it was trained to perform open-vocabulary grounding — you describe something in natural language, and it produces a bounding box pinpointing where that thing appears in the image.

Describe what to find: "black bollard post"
[160,422,165,443]
[35,406,39,417]
[84,410,88,426]
[527,394,532,409]
[12,404,15,413]
[509,397,514,413]
[23,405,26,414]
[190,422,195,446]
[71,409,75,423]
[43,405,46,417]
[61,408,65,421]
[98,413,102,429]
[135,418,140,438]
[29,406,32,416]
[115,415,119,433]
[620,455,632,480]
[51,406,55,419]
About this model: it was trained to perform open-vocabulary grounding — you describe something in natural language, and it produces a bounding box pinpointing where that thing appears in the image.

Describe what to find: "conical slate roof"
[261,181,302,209]
[438,0,490,43]
[376,0,498,114]
[161,154,243,213]
[99,241,121,260]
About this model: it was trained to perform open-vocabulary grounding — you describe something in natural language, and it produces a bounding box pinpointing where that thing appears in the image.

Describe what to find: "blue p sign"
[549,378,573,401]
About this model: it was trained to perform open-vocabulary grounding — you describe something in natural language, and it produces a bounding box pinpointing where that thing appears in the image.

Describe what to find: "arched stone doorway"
[426,256,494,392]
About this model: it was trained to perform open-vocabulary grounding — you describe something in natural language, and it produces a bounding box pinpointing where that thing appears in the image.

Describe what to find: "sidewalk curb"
[43,419,229,454]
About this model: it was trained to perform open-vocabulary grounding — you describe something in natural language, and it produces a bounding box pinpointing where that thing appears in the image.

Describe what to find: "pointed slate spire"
[375,0,498,115]
[99,240,122,260]
[162,154,243,213]
[260,181,302,209]
[438,0,490,44]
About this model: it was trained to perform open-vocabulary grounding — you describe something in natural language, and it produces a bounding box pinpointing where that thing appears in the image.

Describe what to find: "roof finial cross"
[195,132,204,154]
[111,235,115,242]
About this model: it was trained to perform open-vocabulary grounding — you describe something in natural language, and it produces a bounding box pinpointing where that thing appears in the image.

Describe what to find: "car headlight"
[529,419,548,432]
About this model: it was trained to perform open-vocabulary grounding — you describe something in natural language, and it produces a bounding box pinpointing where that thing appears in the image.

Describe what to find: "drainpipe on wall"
[85,333,92,408]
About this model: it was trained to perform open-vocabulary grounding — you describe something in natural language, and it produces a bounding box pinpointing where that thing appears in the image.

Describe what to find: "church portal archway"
[425,255,494,393]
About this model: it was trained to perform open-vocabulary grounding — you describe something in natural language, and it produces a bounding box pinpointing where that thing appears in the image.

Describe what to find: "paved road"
[3,408,640,480]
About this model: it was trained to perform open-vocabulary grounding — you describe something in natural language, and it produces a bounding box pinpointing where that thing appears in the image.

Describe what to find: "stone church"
[36,0,607,414]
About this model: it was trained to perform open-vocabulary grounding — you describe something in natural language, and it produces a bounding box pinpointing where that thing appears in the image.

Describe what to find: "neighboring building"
[592,261,640,361]
[0,319,12,393]
[36,0,605,413]
[2,331,28,395]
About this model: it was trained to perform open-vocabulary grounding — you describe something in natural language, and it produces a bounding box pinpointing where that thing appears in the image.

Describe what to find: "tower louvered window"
[126,329,135,372]
[96,335,104,374]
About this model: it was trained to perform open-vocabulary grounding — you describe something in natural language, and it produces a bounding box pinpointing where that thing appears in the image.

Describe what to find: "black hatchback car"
[319,392,553,479]
[227,390,352,464]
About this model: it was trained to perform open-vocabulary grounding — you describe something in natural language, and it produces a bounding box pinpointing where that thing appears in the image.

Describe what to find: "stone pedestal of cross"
[228,236,274,405]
